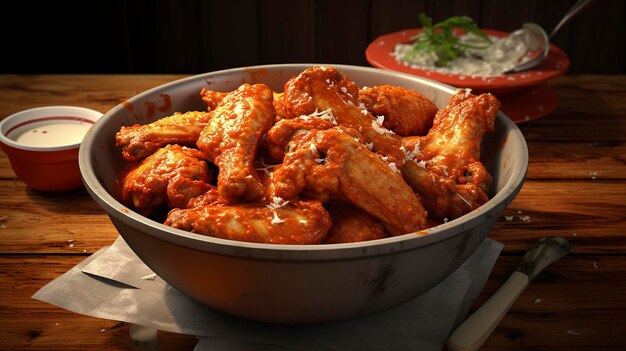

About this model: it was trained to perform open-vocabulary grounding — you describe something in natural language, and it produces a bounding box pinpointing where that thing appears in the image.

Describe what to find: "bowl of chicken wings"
[79,64,527,324]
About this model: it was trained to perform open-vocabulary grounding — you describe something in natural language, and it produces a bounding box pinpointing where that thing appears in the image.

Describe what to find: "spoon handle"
[447,271,529,351]
[550,0,596,39]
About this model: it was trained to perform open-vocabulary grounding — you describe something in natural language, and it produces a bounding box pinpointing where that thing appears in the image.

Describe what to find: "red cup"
[0,106,102,192]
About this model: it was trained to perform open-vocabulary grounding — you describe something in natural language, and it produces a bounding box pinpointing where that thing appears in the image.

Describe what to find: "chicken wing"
[358,85,438,136]
[323,202,389,244]
[270,126,427,235]
[282,66,405,167]
[202,88,288,121]
[264,115,336,162]
[116,111,211,162]
[401,91,499,219]
[121,144,212,215]
[199,88,228,111]
[165,199,331,244]
[197,83,275,202]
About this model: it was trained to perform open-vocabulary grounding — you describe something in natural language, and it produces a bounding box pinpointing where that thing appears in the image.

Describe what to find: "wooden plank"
[520,112,626,143]
[0,181,118,254]
[526,142,626,180]
[490,180,626,254]
[552,80,626,116]
[550,75,626,92]
[0,255,197,350]
[1,254,625,350]
[0,154,14,179]
[0,74,186,118]
[475,255,626,350]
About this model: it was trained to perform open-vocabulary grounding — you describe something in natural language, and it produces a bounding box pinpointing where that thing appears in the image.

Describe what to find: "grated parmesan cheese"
[371,115,394,135]
[388,162,400,173]
[266,197,290,210]
[456,193,473,208]
[255,158,277,175]
[441,165,449,176]
[271,211,286,224]
[298,108,337,125]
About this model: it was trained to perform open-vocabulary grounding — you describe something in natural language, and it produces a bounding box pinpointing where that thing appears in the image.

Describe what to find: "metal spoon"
[447,237,571,351]
[505,0,596,73]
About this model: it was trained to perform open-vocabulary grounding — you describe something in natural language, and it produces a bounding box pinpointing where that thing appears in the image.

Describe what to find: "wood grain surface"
[1,74,625,350]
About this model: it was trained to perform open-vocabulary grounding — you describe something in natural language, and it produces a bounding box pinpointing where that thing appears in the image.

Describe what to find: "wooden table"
[1,74,625,350]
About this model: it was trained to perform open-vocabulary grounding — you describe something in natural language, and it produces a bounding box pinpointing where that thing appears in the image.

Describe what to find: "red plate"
[366,28,570,95]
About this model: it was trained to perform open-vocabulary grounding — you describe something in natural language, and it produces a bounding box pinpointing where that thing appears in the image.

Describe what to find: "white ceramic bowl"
[79,64,527,324]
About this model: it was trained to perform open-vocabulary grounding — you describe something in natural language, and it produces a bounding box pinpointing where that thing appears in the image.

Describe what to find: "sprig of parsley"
[407,14,492,67]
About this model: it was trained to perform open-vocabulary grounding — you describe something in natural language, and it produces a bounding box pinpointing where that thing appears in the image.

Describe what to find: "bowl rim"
[80,63,528,260]
[0,105,102,152]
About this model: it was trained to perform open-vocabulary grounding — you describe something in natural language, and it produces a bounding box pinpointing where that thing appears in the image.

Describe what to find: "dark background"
[3,0,624,74]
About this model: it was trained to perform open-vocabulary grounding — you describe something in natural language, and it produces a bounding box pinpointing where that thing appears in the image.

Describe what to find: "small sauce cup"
[0,106,102,192]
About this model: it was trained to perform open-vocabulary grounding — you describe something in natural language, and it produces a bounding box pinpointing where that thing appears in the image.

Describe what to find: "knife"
[447,236,571,351]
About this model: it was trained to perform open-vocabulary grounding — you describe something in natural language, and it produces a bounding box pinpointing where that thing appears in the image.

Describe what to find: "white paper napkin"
[33,236,502,351]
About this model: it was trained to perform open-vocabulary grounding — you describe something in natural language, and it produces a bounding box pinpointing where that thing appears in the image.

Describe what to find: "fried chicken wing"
[264,115,336,161]
[401,91,499,219]
[272,92,288,121]
[116,111,211,162]
[197,83,275,202]
[199,88,228,111]
[121,144,212,215]
[323,202,389,244]
[358,85,438,136]
[270,126,427,235]
[165,199,331,244]
[282,66,405,167]
[202,88,288,121]
[115,66,502,245]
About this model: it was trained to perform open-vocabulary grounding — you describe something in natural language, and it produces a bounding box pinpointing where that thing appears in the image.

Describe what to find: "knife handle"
[447,271,530,351]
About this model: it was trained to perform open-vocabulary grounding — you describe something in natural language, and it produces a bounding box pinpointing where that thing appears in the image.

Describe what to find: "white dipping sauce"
[15,122,92,147]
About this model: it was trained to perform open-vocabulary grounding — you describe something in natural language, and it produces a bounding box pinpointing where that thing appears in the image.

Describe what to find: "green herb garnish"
[408,14,492,67]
